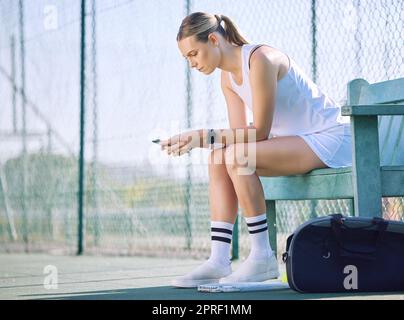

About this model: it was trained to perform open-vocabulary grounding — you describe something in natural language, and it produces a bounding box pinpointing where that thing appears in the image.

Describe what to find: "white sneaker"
[171,260,232,288]
[219,254,279,283]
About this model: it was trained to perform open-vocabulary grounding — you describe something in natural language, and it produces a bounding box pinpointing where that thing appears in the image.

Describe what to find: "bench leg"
[266,200,277,257]
[348,198,355,216]
[351,116,382,217]
[309,199,318,219]
[231,214,239,260]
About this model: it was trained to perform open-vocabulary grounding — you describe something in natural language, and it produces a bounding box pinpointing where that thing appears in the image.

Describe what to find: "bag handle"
[330,214,388,260]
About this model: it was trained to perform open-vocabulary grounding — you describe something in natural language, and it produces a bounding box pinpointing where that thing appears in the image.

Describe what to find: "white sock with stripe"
[245,213,273,260]
[208,221,234,267]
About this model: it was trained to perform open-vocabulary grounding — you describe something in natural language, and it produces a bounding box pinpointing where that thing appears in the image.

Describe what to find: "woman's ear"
[208,33,219,47]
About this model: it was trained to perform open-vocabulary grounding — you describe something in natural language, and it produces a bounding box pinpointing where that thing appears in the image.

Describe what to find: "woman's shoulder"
[249,45,290,80]
[249,45,284,66]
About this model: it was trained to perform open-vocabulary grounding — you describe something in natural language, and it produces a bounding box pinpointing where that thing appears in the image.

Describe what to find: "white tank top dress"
[228,44,352,169]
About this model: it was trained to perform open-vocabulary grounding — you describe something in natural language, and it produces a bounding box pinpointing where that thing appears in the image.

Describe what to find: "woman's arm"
[221,70,248,129]
[249,50,278,140]
[162,53,278,155]
[199,52,278,148]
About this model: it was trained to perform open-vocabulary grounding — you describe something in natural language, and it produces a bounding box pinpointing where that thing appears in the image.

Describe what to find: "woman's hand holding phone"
[158,130,202,157]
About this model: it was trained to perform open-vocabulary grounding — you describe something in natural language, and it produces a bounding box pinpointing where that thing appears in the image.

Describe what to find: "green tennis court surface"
[1,254,403,300]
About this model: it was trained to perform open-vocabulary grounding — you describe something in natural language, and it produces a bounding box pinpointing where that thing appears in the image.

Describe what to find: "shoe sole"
[219,269,280,284]
[171,278,221,288]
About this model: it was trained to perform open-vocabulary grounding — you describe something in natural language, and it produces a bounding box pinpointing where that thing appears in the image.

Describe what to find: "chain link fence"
[0,0,403,260]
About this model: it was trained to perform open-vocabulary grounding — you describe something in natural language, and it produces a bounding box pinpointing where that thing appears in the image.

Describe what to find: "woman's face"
[177,34,220,74]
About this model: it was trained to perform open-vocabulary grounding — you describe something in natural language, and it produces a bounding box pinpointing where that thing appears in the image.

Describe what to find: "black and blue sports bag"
[282,214,404,293]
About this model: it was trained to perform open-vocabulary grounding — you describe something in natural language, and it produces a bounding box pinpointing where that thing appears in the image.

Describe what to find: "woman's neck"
[218,44,243,75]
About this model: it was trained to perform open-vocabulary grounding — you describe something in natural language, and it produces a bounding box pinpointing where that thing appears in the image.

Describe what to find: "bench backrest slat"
[347,78,404,165]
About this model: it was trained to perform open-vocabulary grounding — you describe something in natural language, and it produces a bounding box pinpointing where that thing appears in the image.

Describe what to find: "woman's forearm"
[198,126,265,149]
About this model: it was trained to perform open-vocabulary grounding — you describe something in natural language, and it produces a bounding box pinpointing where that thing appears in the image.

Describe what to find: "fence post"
[311,0,317,83]
[77,0,86,255]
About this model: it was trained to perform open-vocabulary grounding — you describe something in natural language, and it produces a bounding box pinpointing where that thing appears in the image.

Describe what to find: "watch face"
[209,129,215,144]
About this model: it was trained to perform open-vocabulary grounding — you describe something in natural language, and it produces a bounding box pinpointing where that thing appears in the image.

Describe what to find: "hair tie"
[215,14,222,25]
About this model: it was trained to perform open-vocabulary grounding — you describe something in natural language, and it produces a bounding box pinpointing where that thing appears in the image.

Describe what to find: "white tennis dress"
[228,44,352,168]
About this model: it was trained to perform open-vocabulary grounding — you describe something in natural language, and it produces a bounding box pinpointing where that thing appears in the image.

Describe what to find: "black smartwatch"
[207,129,215,149]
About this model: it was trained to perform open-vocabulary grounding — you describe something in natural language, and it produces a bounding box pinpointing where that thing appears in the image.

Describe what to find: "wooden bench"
[257,77,404,255]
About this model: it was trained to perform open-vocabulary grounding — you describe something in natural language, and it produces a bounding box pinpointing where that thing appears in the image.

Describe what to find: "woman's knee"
[208,147,227,166]
[224,143,247,172]
[209,144,250,174]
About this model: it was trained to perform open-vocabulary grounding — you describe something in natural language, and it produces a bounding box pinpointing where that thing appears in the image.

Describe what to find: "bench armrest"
[341,104,404,116]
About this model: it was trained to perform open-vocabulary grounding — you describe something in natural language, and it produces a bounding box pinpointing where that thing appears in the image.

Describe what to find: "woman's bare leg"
[208,148,239,223]
[218,136,328,283]
[224,136,328,217]
[171,148,238,288]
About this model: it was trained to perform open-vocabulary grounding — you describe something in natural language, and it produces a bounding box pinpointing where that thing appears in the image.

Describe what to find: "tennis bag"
[282,213,404,293]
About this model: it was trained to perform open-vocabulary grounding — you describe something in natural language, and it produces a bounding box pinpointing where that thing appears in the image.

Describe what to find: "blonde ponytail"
[177,12,249,46]
[217,14,248,46]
